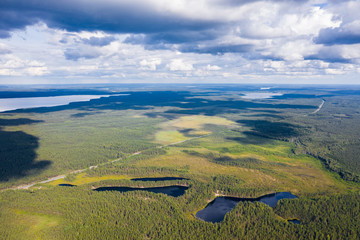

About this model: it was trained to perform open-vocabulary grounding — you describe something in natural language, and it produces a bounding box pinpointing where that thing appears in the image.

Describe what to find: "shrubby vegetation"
[286,96,360,182]
[0,110,164,188]
[1,85,360,239]
[1,186,359,239]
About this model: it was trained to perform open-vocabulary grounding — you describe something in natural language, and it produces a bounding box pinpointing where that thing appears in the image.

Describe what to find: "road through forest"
[7,134,211,191]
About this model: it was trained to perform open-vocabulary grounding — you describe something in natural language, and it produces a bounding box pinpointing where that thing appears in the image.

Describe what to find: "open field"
[133,138,352,196]
[155,115,236,144]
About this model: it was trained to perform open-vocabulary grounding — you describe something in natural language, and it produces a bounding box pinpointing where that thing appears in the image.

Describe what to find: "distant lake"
[0,95,111,112]
[196,192,297,223]
[58,184,76,187]
[288,219,301,224]
[241,92,283,99]
[131,177,188,182]
[94,185,189,197]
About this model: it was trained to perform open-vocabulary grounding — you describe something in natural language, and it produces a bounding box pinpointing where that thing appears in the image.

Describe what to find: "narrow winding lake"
[94,185,188,197]
[288,219,301,224]
[58,184,76,187]
[131,177,188,182]
[196,192,297,223]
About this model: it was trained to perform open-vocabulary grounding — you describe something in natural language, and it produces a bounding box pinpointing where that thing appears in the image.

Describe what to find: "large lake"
[196,192,297,223]
[94,185,189,197]
[241,92,283,99]
[131,177,188,182]
[0,95,111,112]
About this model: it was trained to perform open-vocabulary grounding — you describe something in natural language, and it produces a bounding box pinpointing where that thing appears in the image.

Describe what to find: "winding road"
[312,99,325,114]
[7,134,211,191]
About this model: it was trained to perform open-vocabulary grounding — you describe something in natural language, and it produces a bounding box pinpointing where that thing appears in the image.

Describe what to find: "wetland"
[94,185,189,197]
[196,192,298,223]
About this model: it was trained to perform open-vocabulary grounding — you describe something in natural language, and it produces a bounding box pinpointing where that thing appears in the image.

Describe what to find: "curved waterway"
[196,192,297,223]
[288,219,301,224]
[131,177,188,182]
[58,184,76,187]
[94,185,188,197]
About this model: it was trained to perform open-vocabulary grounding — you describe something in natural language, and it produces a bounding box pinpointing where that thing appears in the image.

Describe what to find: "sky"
[0,0,360,85]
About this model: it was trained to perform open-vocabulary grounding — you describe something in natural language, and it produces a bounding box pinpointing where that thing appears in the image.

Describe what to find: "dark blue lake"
[94,185,188,197]
[288,219,301,224]
[196,192,298,223]
[131,177,188,182]
[58,184,76,187]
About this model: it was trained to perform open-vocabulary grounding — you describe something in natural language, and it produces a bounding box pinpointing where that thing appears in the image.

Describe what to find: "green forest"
[0,85,360,239]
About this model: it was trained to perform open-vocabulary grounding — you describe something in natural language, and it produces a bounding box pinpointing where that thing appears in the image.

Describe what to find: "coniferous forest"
[0,84,360,239]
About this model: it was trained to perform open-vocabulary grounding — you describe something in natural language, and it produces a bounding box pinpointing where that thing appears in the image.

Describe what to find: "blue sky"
[0,0,359,84]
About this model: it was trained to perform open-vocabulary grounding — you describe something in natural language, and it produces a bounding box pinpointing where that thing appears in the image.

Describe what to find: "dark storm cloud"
[0,30,11,39]
[81,36,117,46]
[180,44,254,55]
[1,0,358,59]
[305,55,351,63]
[124,30,222,53]
[0,0,228,54]
[0,0,217,36]
[314,27,360,45]
[125,30,219,45]
[0,9,39,38]
[305,48,352,63]
[212,0,308,6]
[64,48,101,61]
[249,54,284,61]
[124,32,253,55]
[124,34,176,51]
[0,48,12,55]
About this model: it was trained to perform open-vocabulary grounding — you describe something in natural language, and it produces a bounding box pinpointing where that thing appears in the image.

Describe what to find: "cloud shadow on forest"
[227,132,273,145]
[226,119,306,145]
[0,118,51,182]
[236,119,304,140]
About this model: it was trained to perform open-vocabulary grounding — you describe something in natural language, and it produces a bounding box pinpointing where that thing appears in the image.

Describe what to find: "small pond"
[94,185,188,197]
[288,219,301,224]
[131,177,188,182]
[196,192,297,223]
[58,184,76,187]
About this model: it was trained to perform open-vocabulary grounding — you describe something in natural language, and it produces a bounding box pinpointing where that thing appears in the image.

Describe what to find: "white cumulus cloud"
[167,59,194,71]
[139,58,162,70]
